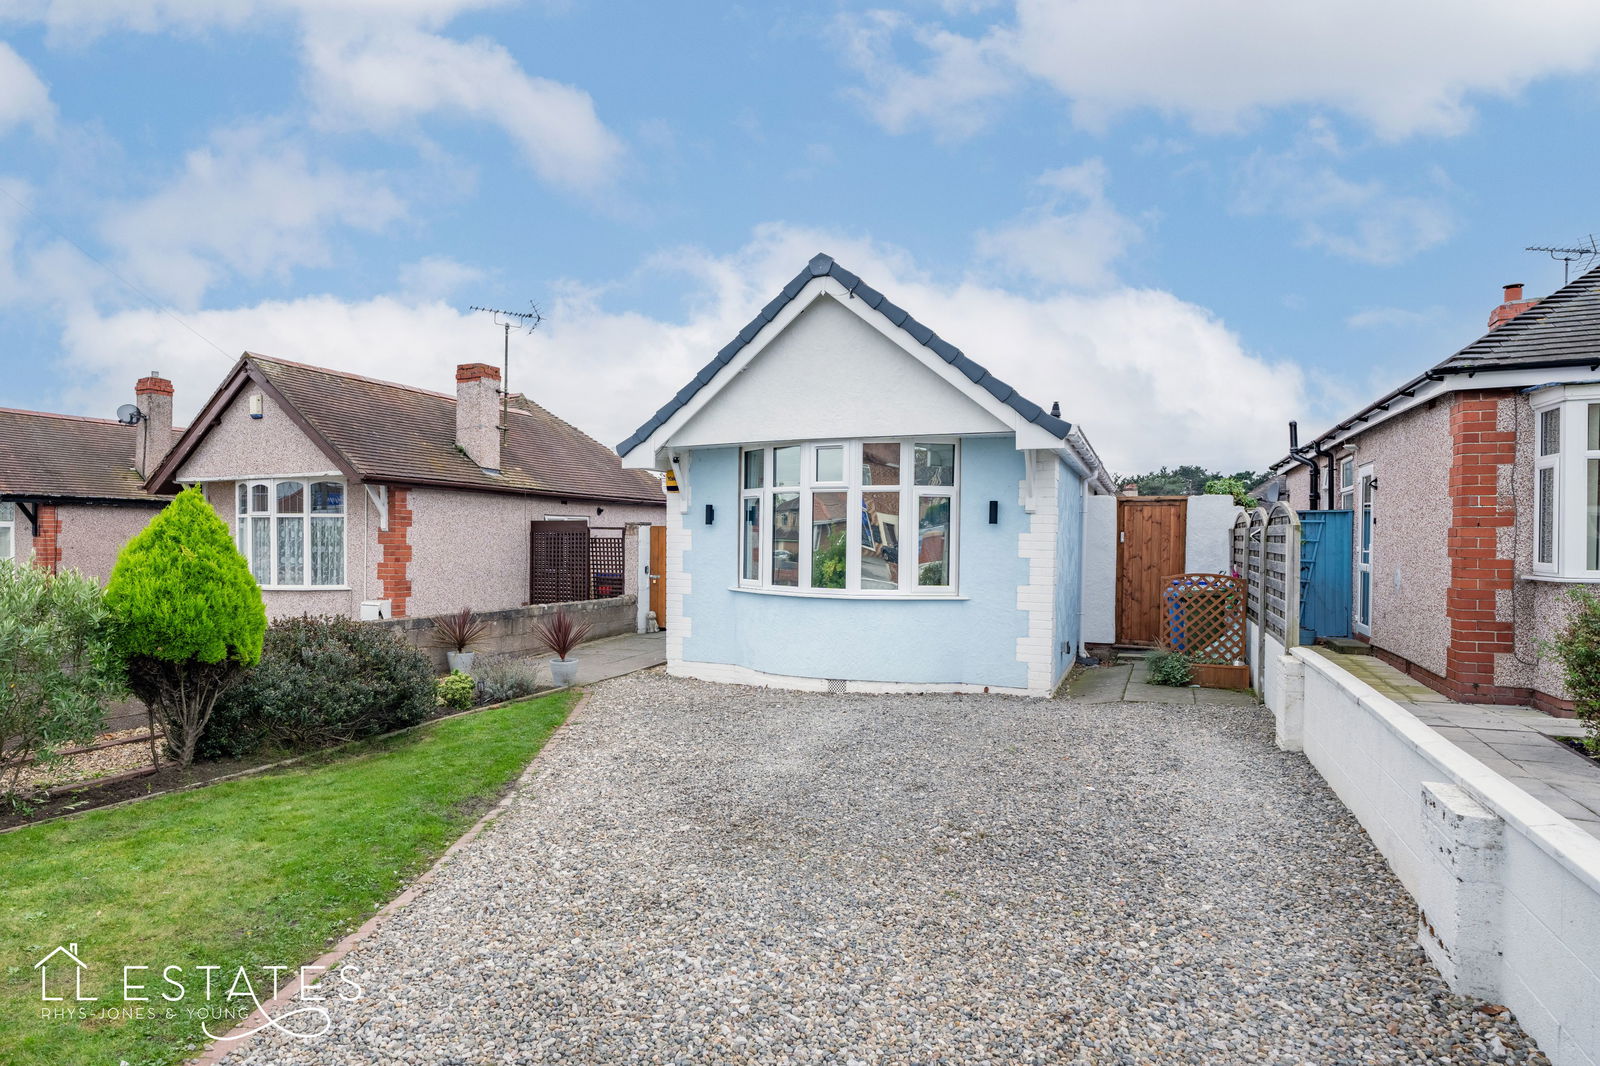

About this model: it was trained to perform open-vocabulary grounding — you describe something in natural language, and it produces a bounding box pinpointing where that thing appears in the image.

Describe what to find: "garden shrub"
[1203,476,1259,509]
[436,671,476,710]
[201,615,434,759]
[1146,650,1194,687]
[473,659,543,705]
[105,487,265,765]
[0,562,125,797]
[1544,588,1600,754]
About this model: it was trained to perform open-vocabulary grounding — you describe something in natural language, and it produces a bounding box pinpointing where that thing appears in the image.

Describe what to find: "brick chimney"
[134,372,174,479]
[455,363,502,472]
[1120,482,1139,497]
[1488,282,1539,330]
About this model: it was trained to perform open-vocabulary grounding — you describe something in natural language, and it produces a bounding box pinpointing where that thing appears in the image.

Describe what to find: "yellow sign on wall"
[664,469,679,493]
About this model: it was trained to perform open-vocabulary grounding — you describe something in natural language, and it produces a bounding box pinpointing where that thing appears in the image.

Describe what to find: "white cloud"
[54,224,1306,473]
[1345,306,1442,330]
[0,42,53,135]
[397,255,485,300]
[840,0,1600,140]
[975,159,1142,288]
[100,126,405,307]
[834,10,1016,139]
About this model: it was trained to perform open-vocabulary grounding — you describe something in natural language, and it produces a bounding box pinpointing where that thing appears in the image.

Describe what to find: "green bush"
[473,659,543,705]
[105,487,266,765]
[0,562,125,797]
[1203,476,1259,509]
[200,615,434,759]
[1147,650,1194,687]
[1544,588,1600,755]
[437,671,476,710]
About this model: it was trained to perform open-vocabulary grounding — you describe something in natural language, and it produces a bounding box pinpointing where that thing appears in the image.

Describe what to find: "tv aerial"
[1526,236,1599,284]
[468,303,543,440]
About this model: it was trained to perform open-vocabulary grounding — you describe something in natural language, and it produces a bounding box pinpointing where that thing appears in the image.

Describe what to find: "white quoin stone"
[1418,780,1505,999]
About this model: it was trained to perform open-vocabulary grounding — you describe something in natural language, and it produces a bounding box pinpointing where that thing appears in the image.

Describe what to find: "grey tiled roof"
[0,408,178,503]
[617,253,1073,455]
[1439,264,1600,372]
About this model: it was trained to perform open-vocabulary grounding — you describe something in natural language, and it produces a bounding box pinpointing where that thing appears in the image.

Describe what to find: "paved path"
[1312,648,1600,839]
[222,674,1543,1065]
[1069,661,1259,707]
[565,629,666,685]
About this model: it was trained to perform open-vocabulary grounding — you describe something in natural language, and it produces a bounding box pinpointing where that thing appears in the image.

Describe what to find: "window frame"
[0,501,13,562]
[1534,405,1561,575]
[1528,385,1600,582]
[235,477,348,590]
[737,437,960,597]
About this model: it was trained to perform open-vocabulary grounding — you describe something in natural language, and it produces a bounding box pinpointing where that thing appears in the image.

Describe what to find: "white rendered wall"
[1080,493,1117,645]
[1268,648,1600,1066]
[1185,493,1240,575]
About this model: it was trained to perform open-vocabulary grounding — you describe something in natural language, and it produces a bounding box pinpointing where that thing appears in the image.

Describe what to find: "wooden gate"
[648,525,667,629]
[1116,498,1187,645]
[529,520,591,604]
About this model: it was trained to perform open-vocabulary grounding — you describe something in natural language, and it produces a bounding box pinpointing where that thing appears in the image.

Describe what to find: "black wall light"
[705,504,715,526]
[988,500,999,524]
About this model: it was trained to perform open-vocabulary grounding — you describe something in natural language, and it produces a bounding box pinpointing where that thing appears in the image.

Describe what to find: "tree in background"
[105,487,266,766]
[1115,466,1264,497]
[0,562,125,799]
[1202,476,1260,508]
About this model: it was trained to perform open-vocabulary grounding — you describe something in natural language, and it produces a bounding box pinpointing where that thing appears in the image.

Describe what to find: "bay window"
[1529,386,1600,580]
[738,439,958,594]
[236,479,345,588]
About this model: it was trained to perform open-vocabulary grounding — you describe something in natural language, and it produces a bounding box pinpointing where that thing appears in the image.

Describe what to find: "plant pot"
[549,658,579,686]
[1191,662,1251,690]
[446,651,476,674]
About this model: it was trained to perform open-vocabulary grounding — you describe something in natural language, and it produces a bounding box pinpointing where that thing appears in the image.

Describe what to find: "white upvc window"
[738,438,958,595]
[1338,457,1355,510]
[0,502,13,562]
[236,479,346,588]
[1529,385,1600,580]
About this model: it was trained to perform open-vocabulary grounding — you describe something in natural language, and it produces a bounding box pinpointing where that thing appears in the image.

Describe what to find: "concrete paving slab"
[1122,679,1194,704]
[1192,686,1260,707]
[1065,664,1132,704]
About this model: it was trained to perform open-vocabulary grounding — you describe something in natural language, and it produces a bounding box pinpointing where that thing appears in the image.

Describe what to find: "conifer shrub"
[105,487,266,766]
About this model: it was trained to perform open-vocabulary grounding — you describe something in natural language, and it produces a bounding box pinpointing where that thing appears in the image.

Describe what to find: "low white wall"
[1185,493,1239,574]
[1270,648,1600,1066]
[1080,494,1117,645]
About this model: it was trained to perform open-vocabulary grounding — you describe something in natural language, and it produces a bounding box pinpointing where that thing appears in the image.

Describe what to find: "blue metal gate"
[1298,510,1352,643]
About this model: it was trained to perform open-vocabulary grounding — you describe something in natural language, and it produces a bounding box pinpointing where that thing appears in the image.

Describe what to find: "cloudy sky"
[3,0,1599,474]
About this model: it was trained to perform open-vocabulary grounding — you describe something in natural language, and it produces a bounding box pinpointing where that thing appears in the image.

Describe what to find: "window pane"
[0,502,11,520]
[1541,408,1561,456]
[276,516,304,585]
[1359,571,1371,626]
[236,484,247,514]
[772,492,799,586]
[250,484,269,513]
[811,491,847,589]
[0,526,11,561]
[1341,459,1354,489]
[743,451,764,490]
[914,444,955,486]
[311,481,344,514]
[249,516,270,583]
[742,497,761,581]
[814,445,844,484]
[276,481,305,514]
[861,491,901,589]
[311,517,344,585]
[862,443,900,485]
[1538,466,1556,565]
[773,447,800,487]
[917,496,951,586]
[1590,459,1600,570]
[1590,405,1600,452]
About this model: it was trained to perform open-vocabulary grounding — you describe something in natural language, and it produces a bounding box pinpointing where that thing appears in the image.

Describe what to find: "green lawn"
[0,691,576,1066]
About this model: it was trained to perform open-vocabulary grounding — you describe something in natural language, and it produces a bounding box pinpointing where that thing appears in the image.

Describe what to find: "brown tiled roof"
[0,407,178,503]
[192,355,663,505]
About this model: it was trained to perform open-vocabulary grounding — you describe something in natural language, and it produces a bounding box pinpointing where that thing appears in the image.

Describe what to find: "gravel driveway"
[223,672,1545,1065]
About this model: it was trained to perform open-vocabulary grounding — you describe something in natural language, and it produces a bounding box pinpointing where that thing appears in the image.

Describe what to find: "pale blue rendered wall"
[1053,458,1086,684]
[681,436,1033,688]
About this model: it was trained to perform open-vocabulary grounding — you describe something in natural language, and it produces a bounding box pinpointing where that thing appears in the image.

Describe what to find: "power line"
[0,181,232,359]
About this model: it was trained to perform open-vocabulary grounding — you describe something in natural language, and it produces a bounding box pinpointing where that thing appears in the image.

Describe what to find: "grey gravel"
[223,672,1547,1065]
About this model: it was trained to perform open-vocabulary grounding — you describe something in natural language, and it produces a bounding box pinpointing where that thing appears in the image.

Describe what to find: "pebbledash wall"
[10,503,163,580]
[668,436,1072,695]
[1264,647,1600,1066]
[181,385,658,621]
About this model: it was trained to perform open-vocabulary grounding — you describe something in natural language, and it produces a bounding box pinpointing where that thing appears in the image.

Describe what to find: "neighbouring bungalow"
[617,253,1117,697]
[146,354,666,620]
[1264,271,1600,713]
[0,373,183,577]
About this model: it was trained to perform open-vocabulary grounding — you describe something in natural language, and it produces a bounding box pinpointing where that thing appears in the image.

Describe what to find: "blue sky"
[3,0,1600,473]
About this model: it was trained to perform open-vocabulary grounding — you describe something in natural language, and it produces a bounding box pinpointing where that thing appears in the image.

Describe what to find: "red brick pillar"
[1445,392,1517,699]
[33,504,62,572]
[376,488,413,618]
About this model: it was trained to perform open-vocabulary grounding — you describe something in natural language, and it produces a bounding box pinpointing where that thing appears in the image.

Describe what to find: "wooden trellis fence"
[1229,503,1301,691]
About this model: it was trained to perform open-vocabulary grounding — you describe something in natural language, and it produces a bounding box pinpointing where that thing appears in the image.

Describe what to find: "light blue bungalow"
[618,254,1115,697]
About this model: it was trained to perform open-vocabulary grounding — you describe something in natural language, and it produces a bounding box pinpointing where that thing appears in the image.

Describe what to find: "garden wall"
[1269,647,1600,1066]
[374,596,638,672]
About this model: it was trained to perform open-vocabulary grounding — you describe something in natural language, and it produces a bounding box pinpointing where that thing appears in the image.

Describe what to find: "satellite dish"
[116,404,145,426]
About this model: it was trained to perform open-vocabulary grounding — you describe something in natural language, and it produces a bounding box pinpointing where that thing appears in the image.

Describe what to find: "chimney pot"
[455,363,502,472]
[1503,283,1524,303]
[134,373,175,480]
[1488,282,1538,330]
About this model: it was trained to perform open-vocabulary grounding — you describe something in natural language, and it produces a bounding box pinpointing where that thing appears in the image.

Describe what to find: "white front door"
[1355,463,1375,635]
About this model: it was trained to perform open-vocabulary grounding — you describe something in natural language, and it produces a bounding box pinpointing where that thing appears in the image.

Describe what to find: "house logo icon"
[34,942,95,1002]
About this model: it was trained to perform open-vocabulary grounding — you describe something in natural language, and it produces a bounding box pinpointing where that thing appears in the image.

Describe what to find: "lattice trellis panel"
[1162,573,1247,665]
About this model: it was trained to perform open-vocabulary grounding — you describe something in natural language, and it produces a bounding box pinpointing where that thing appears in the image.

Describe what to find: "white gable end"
[671,293,1009,448]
